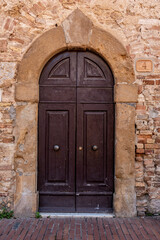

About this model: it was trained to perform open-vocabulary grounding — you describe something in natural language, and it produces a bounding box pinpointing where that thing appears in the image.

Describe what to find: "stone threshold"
[40,213,115,218]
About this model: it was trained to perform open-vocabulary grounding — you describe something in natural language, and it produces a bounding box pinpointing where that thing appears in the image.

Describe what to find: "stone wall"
[0,0,160,216]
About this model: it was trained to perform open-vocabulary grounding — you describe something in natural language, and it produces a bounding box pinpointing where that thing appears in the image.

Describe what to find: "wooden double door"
[38,51,114,212]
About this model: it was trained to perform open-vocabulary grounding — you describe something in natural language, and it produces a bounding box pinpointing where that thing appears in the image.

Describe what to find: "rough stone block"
[114,84,138,103]
[15,83,39,102]
[62,9,93,46]
[115,103,136,179]
[15,173,36,194]
[114,178,137,217]
[14,192,38,217]
[15,103,38,173]
[148,199,160,214]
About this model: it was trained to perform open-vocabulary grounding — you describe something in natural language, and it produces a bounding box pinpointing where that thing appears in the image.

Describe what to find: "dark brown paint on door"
[38,51,114,213]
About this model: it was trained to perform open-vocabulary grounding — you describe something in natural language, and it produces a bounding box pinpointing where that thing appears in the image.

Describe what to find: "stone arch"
[14,9,138,217]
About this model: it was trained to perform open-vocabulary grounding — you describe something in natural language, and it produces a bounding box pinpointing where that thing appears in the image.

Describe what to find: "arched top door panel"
[77,52,114,87]
[39,51,114,88]
[40,52,77,86]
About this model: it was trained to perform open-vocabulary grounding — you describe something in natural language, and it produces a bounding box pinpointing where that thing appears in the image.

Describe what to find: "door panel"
[76,196,113,213]
[76,104,114,212]
[38,103,76,212]
[84,111,106,183]
[40,86,76,103]
[77,88,113,103]
[47,110,69,182]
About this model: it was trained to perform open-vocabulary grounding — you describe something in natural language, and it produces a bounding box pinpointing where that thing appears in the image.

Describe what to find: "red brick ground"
[0,217,159,240]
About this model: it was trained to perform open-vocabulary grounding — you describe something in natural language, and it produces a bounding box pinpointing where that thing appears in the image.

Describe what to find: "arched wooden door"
[38,51,114,213]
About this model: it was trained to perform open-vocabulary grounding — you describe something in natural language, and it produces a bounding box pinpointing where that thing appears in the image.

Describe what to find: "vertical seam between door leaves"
[75,51,78,212]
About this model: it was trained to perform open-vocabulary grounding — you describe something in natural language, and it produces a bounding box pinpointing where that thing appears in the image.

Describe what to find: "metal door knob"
[53,145,60,151]
[92,145,98,151]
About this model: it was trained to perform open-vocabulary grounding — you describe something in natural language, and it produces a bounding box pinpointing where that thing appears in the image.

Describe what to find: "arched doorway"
[38,51,114,212]
[15,9,137,217]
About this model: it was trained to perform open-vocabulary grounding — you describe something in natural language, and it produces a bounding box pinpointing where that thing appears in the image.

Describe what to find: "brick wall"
[136,75,160,215]
[0,0,160,216]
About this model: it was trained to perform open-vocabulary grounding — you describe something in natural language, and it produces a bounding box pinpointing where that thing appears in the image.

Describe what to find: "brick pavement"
[0,217,159,240]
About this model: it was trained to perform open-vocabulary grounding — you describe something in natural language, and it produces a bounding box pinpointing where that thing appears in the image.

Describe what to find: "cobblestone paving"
[0,217,159,240]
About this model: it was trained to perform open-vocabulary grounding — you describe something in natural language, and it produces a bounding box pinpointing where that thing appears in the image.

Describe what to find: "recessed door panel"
[84,111,106,183]
[47,110,69,182]
[38,51,114,213]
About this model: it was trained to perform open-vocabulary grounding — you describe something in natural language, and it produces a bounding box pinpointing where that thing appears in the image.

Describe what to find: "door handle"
[53,145,60,151]
[92,145,98,151]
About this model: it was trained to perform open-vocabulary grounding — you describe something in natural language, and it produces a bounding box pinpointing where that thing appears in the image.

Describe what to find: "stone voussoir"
[62,9,93,46]
[17,26,67,85]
